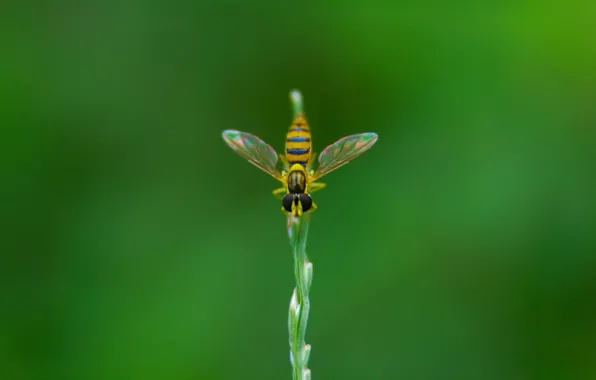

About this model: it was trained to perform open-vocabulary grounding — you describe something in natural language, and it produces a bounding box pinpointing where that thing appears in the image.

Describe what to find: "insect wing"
[222,130,282,180]
[312,133,378,180]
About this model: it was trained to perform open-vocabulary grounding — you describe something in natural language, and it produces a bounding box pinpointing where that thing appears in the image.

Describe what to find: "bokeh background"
[2,1,596,379]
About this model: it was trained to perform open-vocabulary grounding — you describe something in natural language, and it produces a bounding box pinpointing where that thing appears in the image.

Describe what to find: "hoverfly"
[222,113,378,216]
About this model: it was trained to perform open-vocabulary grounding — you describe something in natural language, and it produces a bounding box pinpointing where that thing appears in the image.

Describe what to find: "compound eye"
[282,194,294,212]
[299,194,313,212]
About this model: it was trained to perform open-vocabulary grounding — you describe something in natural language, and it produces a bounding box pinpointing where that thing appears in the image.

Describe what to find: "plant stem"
[290,89,304,116]
[287,214,312,380]
[287,89,312,380]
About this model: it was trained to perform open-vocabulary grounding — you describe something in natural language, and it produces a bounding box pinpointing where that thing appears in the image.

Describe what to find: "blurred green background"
[2,1,596,379]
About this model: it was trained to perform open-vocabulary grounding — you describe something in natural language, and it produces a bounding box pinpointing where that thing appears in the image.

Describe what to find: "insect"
[222,113,378,216]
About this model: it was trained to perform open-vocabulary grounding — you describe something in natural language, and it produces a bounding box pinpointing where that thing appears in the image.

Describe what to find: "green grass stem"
[290,89,304,116]
[287,214,312,380]
[287,89,312,380]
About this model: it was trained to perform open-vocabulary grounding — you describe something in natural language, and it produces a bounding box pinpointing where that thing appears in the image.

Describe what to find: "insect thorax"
[287,170,306,194]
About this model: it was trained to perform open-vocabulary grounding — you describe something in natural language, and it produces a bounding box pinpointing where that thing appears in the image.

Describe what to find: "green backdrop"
[2,1,596,379]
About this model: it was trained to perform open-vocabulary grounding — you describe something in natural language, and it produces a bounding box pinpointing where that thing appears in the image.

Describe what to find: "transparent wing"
[312,133,378,180]
[222,130,282,180]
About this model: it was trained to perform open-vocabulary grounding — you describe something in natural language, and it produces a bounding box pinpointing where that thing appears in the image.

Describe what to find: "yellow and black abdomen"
[285,114,311,166]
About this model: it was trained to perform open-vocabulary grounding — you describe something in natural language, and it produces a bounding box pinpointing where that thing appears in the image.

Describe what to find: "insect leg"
[307,201,318,214]
[272,187,287,200]
[309,182,327,193]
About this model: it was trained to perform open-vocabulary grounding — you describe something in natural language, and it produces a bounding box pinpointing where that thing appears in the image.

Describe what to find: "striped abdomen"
[286,114,311,166]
